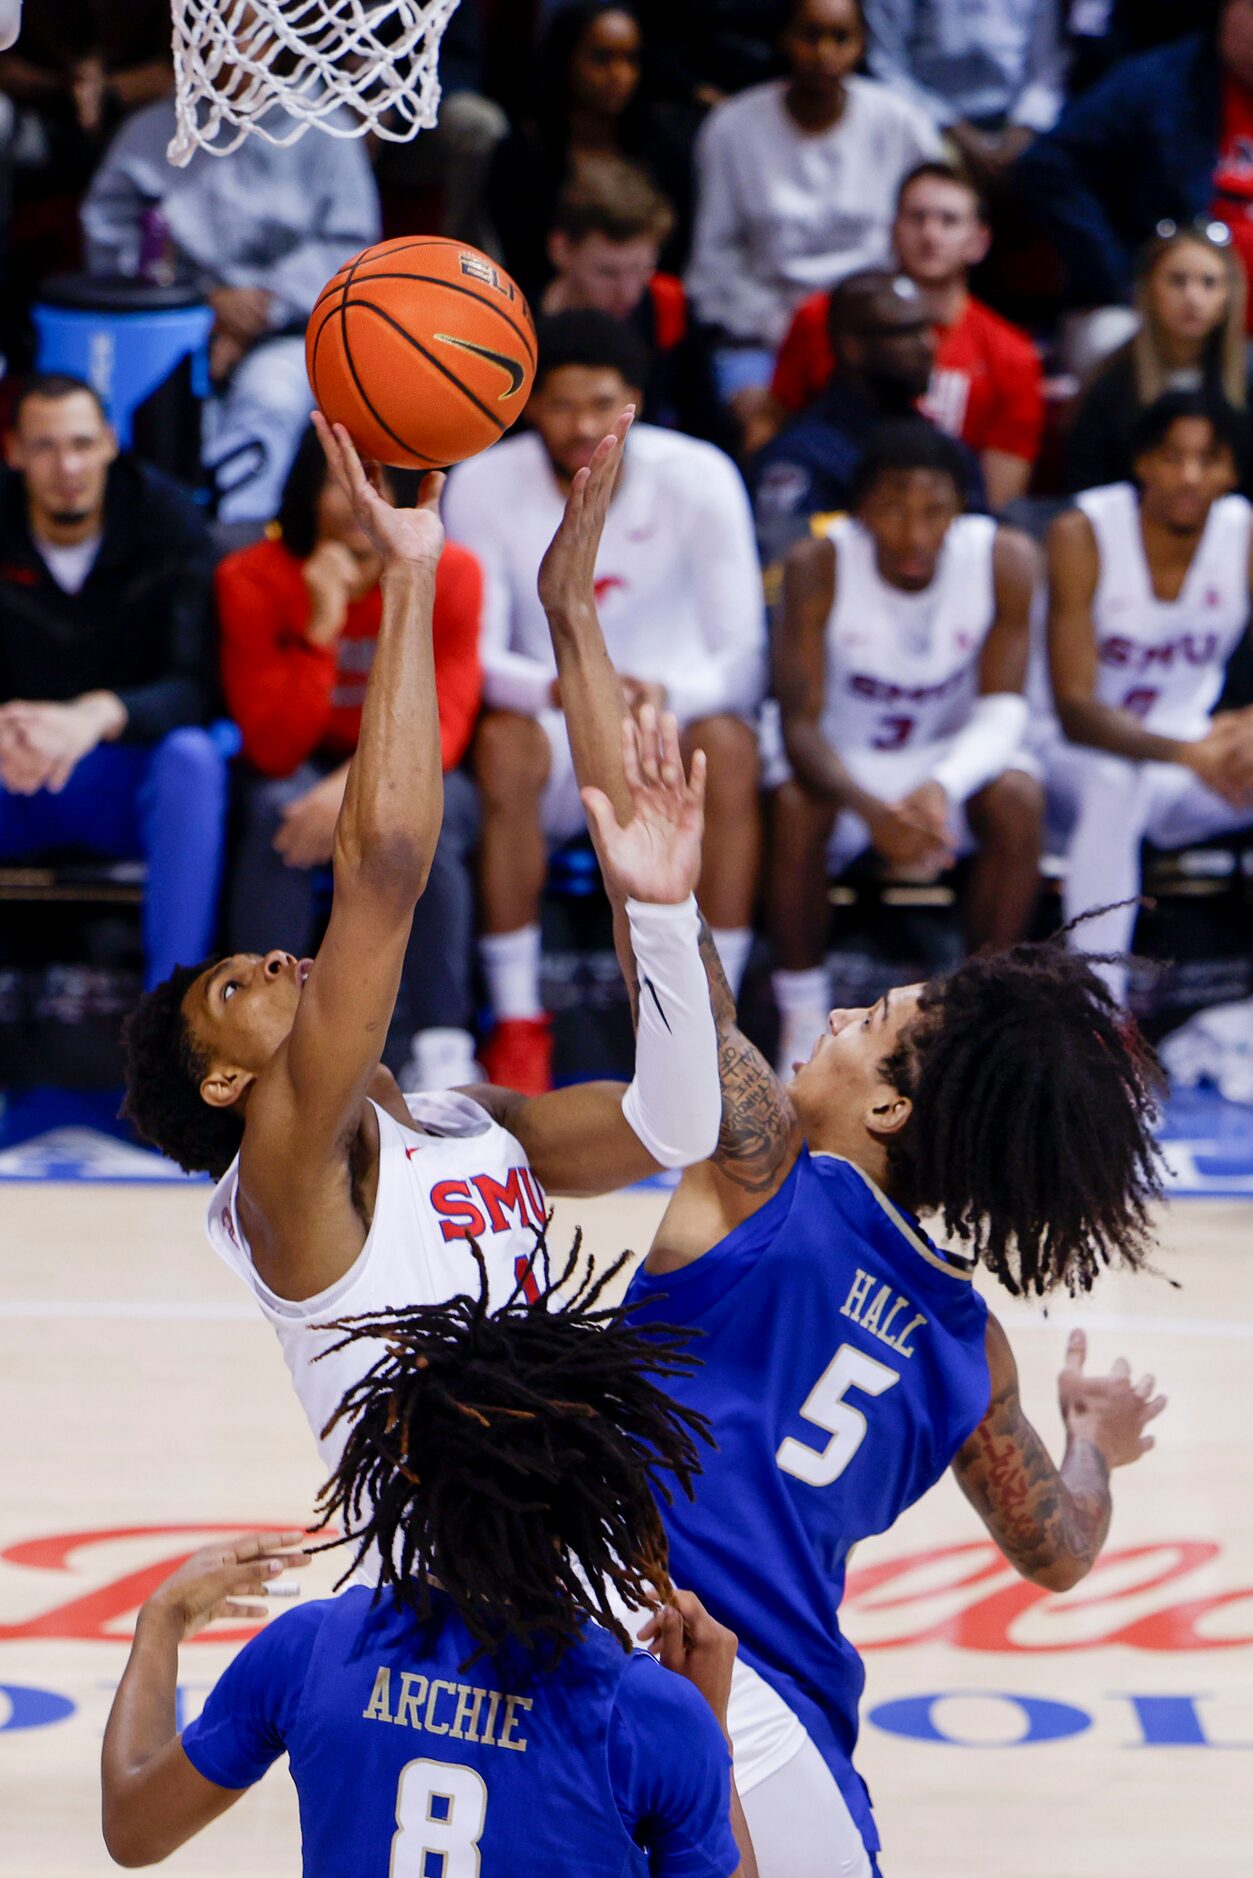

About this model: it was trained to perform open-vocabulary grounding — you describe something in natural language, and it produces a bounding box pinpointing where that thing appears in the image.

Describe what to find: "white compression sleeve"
[620,895,722,1169]
[929,692,1030,804]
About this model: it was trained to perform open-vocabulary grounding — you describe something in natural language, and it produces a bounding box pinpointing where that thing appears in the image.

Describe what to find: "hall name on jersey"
[363,1666,532,1752]
[840,1267,927,1358]
[428,1166,548,1243]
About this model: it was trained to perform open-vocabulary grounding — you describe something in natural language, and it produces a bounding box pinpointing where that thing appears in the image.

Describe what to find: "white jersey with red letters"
[818,511,998,759]
[205,1090,547,1471]
[1075,482,1251,739]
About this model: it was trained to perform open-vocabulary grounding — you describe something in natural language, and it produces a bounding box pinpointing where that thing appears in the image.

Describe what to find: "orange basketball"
[305,236,537,469]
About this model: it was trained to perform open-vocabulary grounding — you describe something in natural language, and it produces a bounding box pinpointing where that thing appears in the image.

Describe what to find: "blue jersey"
[626,1150,990,1856]
[181,1585,739,1878]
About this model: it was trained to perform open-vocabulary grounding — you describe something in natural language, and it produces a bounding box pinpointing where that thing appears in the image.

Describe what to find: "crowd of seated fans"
[1,0,1252,1106]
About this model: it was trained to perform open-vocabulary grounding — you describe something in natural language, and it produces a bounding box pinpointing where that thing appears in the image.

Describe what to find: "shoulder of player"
[1046,500,1099,564]
[991,522,1041,592]
[782,530,837,602]
[634,422,737,485]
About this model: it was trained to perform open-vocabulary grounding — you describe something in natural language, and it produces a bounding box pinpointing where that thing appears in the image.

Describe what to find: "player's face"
[555,233,658,321]
[1135,418,1238,534]
[783,0,865,99]
[530,365,641,481]
[857,468,960,590]
[788,985,924,1157]
[1147,240,1230,346]
[894,179,988,287]
[569,10,642,118]
[7,391,117,531]
[183,951,313,1106]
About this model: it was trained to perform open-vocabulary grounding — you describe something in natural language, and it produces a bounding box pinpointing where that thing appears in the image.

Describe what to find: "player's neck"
[916,276,966,330]
[1139,504,1208,567]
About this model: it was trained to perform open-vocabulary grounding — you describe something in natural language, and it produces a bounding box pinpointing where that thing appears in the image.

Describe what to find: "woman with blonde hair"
[1065,222,1250,493]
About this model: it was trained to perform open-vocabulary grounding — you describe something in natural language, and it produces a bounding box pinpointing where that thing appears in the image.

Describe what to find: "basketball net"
[168,0,462,165]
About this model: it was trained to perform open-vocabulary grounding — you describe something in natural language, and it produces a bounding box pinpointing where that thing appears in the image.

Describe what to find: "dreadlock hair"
[120,960,245,1178]
[312,1233,710,1664]
[878,939,1166,1299]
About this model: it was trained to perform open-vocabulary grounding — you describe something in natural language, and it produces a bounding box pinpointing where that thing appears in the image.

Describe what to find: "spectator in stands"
[771,163,1045,508]
[0,374,223,989]
[1047,391,1253,1005]
[487,3,689,298]
[217,426,484,1091]
[81,104,380,523]
[444,311,766,1095]
[685,0,939,411]
[0,0,172,168]
[541,159,729,444]
[767,419,1041,1071]
[1013,6,1253,316]
[1065,224,1250,493]
[752,268,986,568]
[866,0,1068,186]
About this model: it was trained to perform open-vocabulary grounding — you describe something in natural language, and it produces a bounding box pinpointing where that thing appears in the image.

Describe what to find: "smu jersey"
[626,1150,990,1856]
[180,1588,738,1878]
[205,1091,548,1472]
[820,512,998,757]
[1077,482,1251,739]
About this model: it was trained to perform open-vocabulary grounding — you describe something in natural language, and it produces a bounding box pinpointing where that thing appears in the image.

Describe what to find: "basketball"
[305,236,537,470]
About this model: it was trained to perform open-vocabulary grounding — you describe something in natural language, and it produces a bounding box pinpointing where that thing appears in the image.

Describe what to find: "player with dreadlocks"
[538,406,1173,1878]
[101,1242,757,1876]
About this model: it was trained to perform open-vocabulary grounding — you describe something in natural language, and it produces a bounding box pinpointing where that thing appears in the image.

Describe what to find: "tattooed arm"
[952,1316,1167,1592]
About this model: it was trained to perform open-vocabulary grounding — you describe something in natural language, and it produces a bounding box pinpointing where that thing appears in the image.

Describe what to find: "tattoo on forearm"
[956,1384,1111,1582]
[696,919,797,1192]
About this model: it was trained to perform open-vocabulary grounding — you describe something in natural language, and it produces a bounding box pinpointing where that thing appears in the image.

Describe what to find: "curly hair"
[120,961,245,1178]
[879,940,1166,1298]
[312,1234,710,1663]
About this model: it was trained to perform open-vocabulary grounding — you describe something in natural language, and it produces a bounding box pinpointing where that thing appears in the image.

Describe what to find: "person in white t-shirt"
[1047,391,1253,1004]
[768,419,1042,1072]
[444,310,767,1096]
[685,0,939,411]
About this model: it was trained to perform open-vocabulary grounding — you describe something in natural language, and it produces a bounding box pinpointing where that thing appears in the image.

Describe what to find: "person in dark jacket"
[0,373,224,988]
[1013,28,1226,307]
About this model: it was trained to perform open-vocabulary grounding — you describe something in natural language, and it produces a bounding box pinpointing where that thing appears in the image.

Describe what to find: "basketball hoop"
[168,0,462,166]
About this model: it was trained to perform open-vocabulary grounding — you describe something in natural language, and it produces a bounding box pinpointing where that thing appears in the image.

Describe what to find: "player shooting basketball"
[541,409,1171,1878]
[121,416,724,1471]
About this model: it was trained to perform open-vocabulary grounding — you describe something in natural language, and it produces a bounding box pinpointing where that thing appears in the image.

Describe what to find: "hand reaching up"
[581,706,706,905]
[537,406,634,618]
[311,412,444,573]
[1058,1328,1166,1469]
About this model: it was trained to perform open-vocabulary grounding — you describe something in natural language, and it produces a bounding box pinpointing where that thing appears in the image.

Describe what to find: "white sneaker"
[400,1028,483,1092]
[776,1010,827,1079]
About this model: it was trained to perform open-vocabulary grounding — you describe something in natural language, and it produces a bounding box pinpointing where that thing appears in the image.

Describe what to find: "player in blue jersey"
[99,1249,756,1877]
[541,413,1170,1877]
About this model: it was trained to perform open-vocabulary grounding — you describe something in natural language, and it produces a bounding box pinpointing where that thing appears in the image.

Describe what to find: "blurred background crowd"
[1,0,1251,1128]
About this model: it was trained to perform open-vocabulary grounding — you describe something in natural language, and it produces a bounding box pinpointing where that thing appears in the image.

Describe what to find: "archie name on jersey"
[840,1267,927,1358]
[363,1668,532,1752]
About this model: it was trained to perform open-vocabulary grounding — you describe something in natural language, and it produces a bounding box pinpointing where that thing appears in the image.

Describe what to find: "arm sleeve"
[929,692,1030,803]
[216,552,338,776]
[115,487,217,739]
[608,1654,740,1878]
[255,143,382,324]
[665,453,767,724]
[684,108,785,344]
[442,469,553,717]
[431,547,484,771]
[180,1604,323,1791]
[620,896,722,1170]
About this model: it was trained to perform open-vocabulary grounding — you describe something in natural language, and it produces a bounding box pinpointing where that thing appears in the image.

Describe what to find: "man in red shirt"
[770,162,1044,510]
[217,425,484,1090]
[1212,0,1253,331]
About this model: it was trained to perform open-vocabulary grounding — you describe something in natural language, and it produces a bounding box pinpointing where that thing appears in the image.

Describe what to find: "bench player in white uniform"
[119,418,724,1471]
[1047,391,1253,1003]
[766,420,1043,1072]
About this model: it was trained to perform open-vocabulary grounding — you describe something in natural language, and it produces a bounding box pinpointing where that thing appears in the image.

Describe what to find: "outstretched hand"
[143,1530,311,1641]
[1058,1328,1166,1470]
[311,411,444,572]
[581,705,706,905]
[537,406,634,617]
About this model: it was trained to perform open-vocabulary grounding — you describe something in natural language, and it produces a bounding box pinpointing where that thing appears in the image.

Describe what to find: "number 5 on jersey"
[776,1343,901,1487]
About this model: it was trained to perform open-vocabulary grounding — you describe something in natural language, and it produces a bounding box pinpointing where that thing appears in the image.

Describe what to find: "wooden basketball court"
[1,1179,1250,1876]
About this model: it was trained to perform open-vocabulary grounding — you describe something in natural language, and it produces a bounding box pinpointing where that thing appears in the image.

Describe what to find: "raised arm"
[951,1316,1165,1592]
[241,423,444,1228]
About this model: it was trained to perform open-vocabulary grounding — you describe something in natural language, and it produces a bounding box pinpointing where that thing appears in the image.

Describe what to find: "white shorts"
[537,705,754,843]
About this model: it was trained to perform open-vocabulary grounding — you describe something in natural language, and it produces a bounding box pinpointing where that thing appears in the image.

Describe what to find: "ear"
[864,1087,912,1140]
[549,230,574,274]
[199,1065,253,1111]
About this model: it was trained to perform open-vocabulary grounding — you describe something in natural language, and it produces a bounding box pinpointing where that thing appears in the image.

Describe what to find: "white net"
[169,0,462,166]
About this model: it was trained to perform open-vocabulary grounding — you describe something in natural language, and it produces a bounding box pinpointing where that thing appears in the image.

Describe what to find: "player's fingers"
[332,423,368,500]
[220,1601,269,1621]
[658,711,683,786]
[1142,1393,1168,1421]
[620,713,645,794]
[615,404,636,443]
[637,703,661,782]
[1111,1356,1131,1383]
[417,470,446,511]
[1064,1328,1087,1373]
[233,1529,308,1563]
[1134,1373,1155,1398]
[687,744,708,814]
